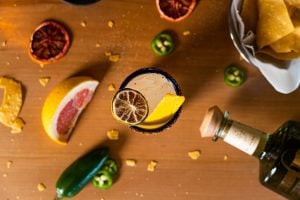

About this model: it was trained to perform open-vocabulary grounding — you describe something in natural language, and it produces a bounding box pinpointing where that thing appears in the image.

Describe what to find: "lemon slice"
[137,93,185,130]
[42,76,99,145]
[0,77,24,133]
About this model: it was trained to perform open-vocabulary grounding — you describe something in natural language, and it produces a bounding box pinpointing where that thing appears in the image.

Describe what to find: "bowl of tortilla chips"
[229,0,300,94]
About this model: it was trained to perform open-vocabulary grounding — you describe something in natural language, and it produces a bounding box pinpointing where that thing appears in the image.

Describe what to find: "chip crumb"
[108,83,116,91]
[2,40,7,47]
[224,154,228,161]
[109,54,120,62]
[95,43,101,48]
[183,30,191,36]
[39,77,50,87]
[188,150,201,160]
[6,160,13,169]
[108,20,115,28]
[107,129,119,140]
[80,21,87,27]
[104,51,112,57]
[147,160,157,172]
[37,183,46,191]
[125,159,137,167]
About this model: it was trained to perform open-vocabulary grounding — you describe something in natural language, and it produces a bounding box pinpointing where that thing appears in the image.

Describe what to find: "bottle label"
[223,121,262,155]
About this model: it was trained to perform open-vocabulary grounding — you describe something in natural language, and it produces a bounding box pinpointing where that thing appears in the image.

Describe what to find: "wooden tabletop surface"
[0,0,296,199]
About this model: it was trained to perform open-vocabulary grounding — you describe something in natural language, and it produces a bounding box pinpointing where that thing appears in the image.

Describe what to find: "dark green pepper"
[151,32,175,56]
[55,147,109,199]
[224,65,246,87]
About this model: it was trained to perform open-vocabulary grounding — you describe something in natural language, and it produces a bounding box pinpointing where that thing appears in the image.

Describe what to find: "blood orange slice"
[42,76,98,145]
[111,89,149,125]
[156,0,197,22]
[29,21,70,64]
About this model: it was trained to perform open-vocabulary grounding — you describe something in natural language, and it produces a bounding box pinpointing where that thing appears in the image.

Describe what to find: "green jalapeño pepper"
[151,32,175,56]
[55,147,109,199]
[224,65,246,87]
[92,170,113,190]
[92,159,118,190]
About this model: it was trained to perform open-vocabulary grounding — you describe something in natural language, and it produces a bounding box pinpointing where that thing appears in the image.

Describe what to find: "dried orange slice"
[29,21,70,64]
[156,0,197,22]
[111,89,149,125]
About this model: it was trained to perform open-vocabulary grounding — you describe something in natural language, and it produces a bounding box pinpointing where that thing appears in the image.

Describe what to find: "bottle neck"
[214,114,268,158]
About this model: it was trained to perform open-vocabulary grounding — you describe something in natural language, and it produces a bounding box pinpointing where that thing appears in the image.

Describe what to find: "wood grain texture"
[0,0,293,199]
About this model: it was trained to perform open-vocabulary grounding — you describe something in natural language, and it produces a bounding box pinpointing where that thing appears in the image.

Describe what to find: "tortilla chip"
[257,0,294,49]
[258,47,300,60]
[270,19,300,53]
[285,0,300,9]
[241,0,258,33]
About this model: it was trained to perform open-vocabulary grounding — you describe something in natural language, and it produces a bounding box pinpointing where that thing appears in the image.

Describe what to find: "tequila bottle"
[200,106,300,200]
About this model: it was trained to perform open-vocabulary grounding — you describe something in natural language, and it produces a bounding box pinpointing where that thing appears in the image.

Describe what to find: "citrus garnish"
[156,0,197,22]
[0,77,24,133]
[111,89,149,125]
[137,93,185,130]
[29,21,70,64]
[42,76,99,145]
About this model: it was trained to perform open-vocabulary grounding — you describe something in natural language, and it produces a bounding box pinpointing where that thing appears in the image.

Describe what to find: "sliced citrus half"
[137,93,185,130]
[42,76,99,145]
[156,0,197,22]
[0,77,25,133]
[111,88,149,125]
[29,20,70,64]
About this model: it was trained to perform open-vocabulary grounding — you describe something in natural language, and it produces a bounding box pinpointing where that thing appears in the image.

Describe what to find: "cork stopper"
[199,106,224,138]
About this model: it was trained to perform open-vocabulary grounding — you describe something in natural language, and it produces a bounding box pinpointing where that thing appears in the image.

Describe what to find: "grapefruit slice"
[156,0,197,22]
[42,76,99,145]
[29,21,70,64]
[137,93,185,130]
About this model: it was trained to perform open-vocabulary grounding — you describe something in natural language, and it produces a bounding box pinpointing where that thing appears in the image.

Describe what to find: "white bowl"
[229,0,300,94]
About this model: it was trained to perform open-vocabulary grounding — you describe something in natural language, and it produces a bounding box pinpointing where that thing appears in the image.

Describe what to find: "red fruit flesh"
[57,100,78,135]
[56,89,92,135]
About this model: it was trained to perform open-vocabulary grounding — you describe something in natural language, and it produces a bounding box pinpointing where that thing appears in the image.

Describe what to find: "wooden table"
[0,0,295,199]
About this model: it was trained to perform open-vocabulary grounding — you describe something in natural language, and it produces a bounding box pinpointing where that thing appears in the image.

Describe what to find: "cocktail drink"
[112,68,185,133]
[63,0,100,5]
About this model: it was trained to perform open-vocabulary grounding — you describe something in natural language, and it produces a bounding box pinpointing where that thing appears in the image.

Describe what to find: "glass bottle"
[200,106,300,200]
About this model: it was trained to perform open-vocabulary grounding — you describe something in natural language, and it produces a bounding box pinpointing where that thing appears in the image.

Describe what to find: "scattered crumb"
[5,62,10,66]
[39,77,50,87]
[108,20,115,28]
[39,63,44,68]
[6,161,13,169]
[239,56,244,61]
[125,159,137,167]
[37,183,46,191]
[140,193,144,197]
[104,51,112,57]
[2,40,7,47]
[183,30,191,36]
[16,56,20,60]
[3,173,7,178]
[100,198,105,200]
[185,191,189,195]
[188,150,201,160]
[105,51,120,62]
[16,196,20,199]
[224,154,228,161]
[95,43,101,48]
[147,160,157,172]
[107,83,116,91]
[78,142,83,146]
[107,129,119,140]
[80,21,87,27]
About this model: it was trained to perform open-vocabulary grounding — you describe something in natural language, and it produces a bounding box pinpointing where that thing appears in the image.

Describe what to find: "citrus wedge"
[137,93,185,130]
[0,77,24,133]
[42,76,99,145]
[111,89,149,125]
